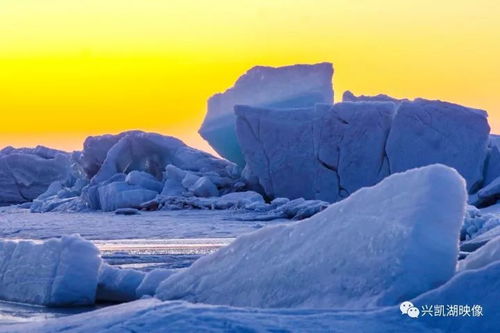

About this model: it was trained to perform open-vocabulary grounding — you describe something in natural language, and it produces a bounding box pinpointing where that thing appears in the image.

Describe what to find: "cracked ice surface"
[236,99,489,201]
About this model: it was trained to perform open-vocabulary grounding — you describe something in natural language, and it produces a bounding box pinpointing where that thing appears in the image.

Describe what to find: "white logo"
[401,302,483,318]
[400,301,420,318]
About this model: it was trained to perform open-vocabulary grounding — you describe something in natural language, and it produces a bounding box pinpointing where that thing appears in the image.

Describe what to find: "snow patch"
[157,165,466,309]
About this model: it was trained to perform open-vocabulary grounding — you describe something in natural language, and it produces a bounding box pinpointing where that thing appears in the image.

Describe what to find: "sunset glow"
[1,0,499,153]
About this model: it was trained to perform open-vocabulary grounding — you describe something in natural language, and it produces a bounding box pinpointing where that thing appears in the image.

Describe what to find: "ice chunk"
[459,205,500,241]
[96,264,145,302]
[82,174,125,210]
[98,181,158,212]
[156,190,323,220]
[236,105,319,199]
[213,191,264,209]
[136,269,177,297]
[236,98,488,201]
[30,196,84,213]
[342,90,407,103]
[235,102,396,201]
[470,176,500,207]
[157,165,466,309]
[458,236,500,271]
[161,165,187,196]
[157,191,265,211]
[0,235,101,306]
[0,146,72,204]
[386,99,489,192]
[461,227,500,253]
[0,145,67,160]
[200,63,334,166]
[29,131,244,212]
[30,176,89,213]
[411,262,500,332]
[181,173,200,189]
[233,198,329,221]
[79,133,126,178]
[481,135,500,188]
[240,164,264,194]
[489,134,500,148]
[125,170,163,192]
[90,131,184,184]
[315,103,395,196]
[12,298,435,332]
[270,197,289,207]
[189,176,218,197]
[91,131,238,185]
[276,198,328,220]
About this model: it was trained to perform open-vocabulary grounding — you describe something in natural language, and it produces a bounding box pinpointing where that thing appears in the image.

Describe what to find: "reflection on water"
[97,238,233,271]
[95,238,233,254]
[0,300,108,325]
[0,238,233,326]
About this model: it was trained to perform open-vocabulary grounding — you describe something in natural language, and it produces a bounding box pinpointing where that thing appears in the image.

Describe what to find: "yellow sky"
[1,0,499,154]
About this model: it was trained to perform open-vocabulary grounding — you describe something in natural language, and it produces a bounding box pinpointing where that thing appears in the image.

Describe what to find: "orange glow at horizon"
[1,0,499,154]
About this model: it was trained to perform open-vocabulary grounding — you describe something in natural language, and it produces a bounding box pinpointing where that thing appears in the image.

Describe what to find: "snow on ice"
[6,211,500,332]
[157,165,466,309]
[411,262,500,332]
[10,298,433,333]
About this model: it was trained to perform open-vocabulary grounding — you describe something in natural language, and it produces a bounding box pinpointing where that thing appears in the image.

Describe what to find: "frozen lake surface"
[0,301,108,326]
[0,206,284,240]
[3,203,498,330]
[0,237,235,326]
[98,238,234,270]
[0,207,286,326]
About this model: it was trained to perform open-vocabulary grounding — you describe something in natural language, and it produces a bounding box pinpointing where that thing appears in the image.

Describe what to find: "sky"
[1,0,499,154]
